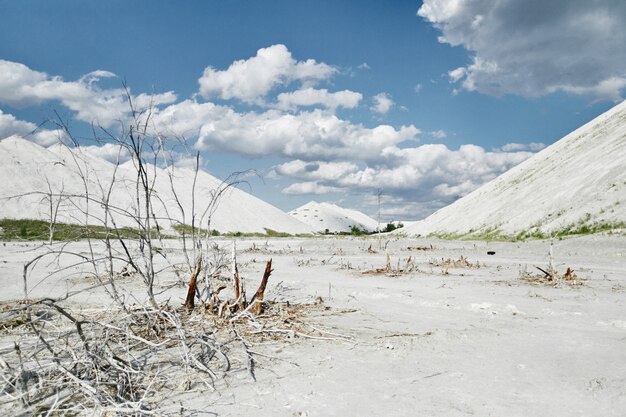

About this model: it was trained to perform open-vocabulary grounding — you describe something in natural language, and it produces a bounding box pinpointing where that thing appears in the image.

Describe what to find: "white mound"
[0,136,313,235]
[289,201,379,233]
[402,100,626,238]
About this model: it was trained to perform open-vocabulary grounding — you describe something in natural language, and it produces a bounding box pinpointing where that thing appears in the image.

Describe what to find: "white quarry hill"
[0,136,313,235]
[402,100,626,238]
[289,201,379,233]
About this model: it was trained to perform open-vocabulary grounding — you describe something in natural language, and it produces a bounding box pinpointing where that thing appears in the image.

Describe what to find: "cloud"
[414,83,423,93]
[31,129,66,147]
[81,143,132,164]
[170,156,204,170]
[559,77,626,103]
[81,141,206,171]
[195,108,418,161]
[198,44,337,104]
[0,110,39,138]
[360,193,452,220]
[429,129,447,139]
[497,142,546,152]
[0,60,49,107]
[0,109,65,146]
[0,60,177,127]
[0,50,545,220]
[448,67,466,83]
[419,0,626,101]
[275,87,362,111]
[273,143,535,215]
[151,99,223,138]
[272,160,359,181]
[378,202,437,221]
[371,92,394,114]
[282,182,344,195]
[132,92,178,110]
[151,100,418,162]
[358,63,371,70]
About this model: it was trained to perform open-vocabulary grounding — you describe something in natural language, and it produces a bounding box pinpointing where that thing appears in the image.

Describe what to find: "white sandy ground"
[289,201,380,233]
[1,234,625,416]
[402,99,626,237]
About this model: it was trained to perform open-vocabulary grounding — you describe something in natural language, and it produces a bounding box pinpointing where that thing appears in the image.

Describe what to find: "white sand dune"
[0,136,313,234]
[402,100,626,237]
[289,200,379,233]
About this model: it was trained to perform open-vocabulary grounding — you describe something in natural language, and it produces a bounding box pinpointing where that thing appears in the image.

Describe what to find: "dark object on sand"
[487,251,496,255]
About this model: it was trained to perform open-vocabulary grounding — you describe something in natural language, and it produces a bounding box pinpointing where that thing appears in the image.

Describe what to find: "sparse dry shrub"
[519,266,586,287]
[429,256,480,274]
[361,253,421,276]
[0,93,344,416]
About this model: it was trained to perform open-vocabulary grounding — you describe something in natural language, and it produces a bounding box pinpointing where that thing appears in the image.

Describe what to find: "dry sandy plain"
[1,234,625,416]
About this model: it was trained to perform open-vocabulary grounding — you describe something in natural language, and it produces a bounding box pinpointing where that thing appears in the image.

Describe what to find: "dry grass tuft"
[407,245,434,251]
[520,266,586,287]
[429,256,480,274]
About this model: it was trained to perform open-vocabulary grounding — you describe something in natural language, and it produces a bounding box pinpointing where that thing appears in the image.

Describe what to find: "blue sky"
[0,1,623,220]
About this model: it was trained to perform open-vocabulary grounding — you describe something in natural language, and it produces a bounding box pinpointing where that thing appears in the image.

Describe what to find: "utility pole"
[377,188,383,250]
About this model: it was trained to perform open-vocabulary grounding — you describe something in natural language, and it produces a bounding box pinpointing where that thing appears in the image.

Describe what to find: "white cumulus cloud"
[272,160,359,181]
[275,88,362,111]
[198,44,337,104]
[498,142,546,152]
[273,143,536,216]
[429,129,447,139]
[150,100,418,162]
[81,143,132,164]
[0,109,65,146]
[0,60,177,127]
[282,182,344,195]
[371,92,394,114]
[195,108,418,161]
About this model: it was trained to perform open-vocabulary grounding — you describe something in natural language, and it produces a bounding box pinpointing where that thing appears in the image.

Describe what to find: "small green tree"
[350,225,363,236]
[384,222,404,232]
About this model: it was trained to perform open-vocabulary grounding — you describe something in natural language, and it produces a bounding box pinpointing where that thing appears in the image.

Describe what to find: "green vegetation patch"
[553,220,626,238]
[383,222,403,233]
[173,224,313,238]
[222,228,313,238]
[431,219,626,242]
[0,219,317,241]
[171,223,219,236]
[430,226,512,242]
[0,218,153,241]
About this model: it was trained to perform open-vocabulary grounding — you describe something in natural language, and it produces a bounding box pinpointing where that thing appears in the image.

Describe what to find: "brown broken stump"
[207,285,227,311]
[250,259,273,315]
[233,262,241,301]
[535,266,554,280]
[184,257,202,309]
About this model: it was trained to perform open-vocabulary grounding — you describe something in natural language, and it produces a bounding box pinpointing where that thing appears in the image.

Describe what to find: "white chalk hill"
[0,136,313,235]
[402,100,626,238]
[289,201,379,233]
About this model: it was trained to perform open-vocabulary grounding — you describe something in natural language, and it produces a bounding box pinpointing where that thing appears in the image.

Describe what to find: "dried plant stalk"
[184,257,202,309]
[251,259,273,315]
[232,242,241,301]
